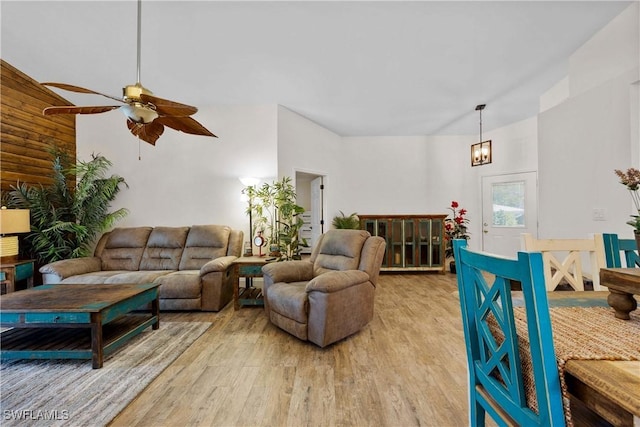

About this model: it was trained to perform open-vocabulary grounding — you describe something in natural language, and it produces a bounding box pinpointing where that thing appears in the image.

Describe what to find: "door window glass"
[492,181,525,227]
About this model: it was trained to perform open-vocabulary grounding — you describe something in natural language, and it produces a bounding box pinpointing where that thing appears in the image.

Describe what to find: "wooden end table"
[0,259,35,294]
[0,283,160,368]
[232,256,273,310]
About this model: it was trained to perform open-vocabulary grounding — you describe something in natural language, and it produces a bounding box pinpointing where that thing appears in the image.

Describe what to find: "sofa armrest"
[262,260,314,284]
[200,256,236,276]
[39,257,102,280]
[306,270,370,293]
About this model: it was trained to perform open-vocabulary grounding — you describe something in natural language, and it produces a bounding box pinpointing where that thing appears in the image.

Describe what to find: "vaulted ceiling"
[1,1,633,136]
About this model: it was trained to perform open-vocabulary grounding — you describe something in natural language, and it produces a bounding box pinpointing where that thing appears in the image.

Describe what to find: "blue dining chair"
[453,239,565,427]
[603,233,640,268]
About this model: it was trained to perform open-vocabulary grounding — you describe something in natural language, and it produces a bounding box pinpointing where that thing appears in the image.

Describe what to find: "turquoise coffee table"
[0,283,160,368]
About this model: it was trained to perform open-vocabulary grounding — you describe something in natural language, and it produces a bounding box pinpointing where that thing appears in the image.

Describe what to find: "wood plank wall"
[1,59,76,194]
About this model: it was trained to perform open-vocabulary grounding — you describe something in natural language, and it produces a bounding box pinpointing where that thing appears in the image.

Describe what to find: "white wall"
[538,69,637,239]
[335,124,535,252]
[337,136,433,215]
[276,106,342,221]
[77,104,278,240]
[75,103,539,256]
[568,2,639,99]
[421,117,538,250]
[484,117,539,176]
[537,2,639,240]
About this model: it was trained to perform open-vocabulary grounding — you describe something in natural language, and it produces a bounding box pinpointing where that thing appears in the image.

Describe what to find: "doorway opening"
[295,171,326,254]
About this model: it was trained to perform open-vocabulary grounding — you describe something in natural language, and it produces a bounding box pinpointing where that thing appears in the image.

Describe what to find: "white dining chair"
[521,233,606,291]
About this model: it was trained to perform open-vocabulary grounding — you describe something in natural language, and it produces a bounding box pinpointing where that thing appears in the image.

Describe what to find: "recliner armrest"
[39,257,102,280]
[306,270,370,293]
[262,260,314,283]
[200,256,236,275]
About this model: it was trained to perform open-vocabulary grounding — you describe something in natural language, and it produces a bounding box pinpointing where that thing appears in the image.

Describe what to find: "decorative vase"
[635,230,640,255]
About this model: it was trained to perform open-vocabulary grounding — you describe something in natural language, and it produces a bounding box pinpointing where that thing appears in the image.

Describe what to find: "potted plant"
[272,177,306,260]
[614,168,640,251]
[332,211,360,229]
[444,200,470,273]
[6,148,128,266]
[241,183,260,255]
[246,177,306,260]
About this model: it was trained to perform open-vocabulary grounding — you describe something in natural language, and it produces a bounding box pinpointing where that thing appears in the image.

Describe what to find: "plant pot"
[635,230,640,254]
[269,245,281,258]
[449,260,456,274]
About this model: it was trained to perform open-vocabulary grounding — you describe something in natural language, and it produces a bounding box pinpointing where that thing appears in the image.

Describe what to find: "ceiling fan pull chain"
[138,136,142,161]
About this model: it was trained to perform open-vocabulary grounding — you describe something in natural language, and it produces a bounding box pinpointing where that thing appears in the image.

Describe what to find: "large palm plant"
[7,149,128,264]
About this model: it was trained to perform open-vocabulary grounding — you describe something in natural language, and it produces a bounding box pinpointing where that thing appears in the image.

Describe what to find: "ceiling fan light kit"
[40,0,216,146]
[121,83,159,124]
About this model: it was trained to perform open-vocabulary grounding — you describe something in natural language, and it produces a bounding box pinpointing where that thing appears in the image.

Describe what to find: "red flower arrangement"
[445,200,470,258]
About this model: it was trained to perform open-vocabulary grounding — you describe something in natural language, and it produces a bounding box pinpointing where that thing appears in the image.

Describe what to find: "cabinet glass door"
[418,219,431,266]
[377,220,390,267]
[363,219,376,236]
[404,219,415,267]
[391,219,404,267]
[359,215,445,271]
[431,219,443,266]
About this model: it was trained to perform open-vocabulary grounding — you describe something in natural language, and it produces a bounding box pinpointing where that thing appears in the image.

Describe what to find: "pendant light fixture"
[471,104,492,166]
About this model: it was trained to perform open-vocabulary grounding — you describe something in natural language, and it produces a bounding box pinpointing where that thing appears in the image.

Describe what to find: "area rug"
[0,321,210,427]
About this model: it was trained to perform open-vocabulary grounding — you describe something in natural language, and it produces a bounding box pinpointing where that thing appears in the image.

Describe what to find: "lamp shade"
[0,208,30,234]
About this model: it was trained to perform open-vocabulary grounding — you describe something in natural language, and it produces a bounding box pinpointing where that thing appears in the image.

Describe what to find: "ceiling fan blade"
[139,93,198,116]
[155,116,217,138]
[43,105,121,115]
[127,118,164,145]
[41,82,123,103]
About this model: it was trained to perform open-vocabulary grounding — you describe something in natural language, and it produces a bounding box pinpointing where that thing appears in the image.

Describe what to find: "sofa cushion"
[104,270,173,284]
[101,227,153,271]
[60,271,130,284]
[313,229,368,276]
[140,226,189,271]
[154,270,202,299]
[179,225,231,270]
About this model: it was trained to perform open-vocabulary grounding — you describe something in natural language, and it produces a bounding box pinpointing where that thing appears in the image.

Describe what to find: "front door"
[481,172,538,257]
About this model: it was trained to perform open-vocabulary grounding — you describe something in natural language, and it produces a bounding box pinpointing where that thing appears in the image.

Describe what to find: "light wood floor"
[110,272,470,427]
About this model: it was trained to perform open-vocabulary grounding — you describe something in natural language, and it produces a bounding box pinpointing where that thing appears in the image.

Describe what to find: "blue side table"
[0,259,35,294]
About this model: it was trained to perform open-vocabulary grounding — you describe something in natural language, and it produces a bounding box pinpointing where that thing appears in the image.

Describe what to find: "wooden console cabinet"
[360,215,446,272]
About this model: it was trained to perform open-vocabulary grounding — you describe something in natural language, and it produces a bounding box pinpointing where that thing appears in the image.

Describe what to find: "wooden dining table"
[564,359,640,426]
[510,289,640,426]
[561,268,640,426]
[601,267,640,319]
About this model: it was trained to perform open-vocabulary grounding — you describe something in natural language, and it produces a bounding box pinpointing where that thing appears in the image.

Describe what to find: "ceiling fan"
[42,0,216,146]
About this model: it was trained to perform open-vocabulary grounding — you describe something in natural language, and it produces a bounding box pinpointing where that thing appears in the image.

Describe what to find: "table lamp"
[0,207,31,262]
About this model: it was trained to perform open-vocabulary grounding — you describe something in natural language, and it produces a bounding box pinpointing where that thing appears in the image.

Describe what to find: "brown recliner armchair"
[262,229,386,347]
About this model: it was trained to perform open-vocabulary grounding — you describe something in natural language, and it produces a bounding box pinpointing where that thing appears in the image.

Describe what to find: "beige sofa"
[39,225,243,311]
